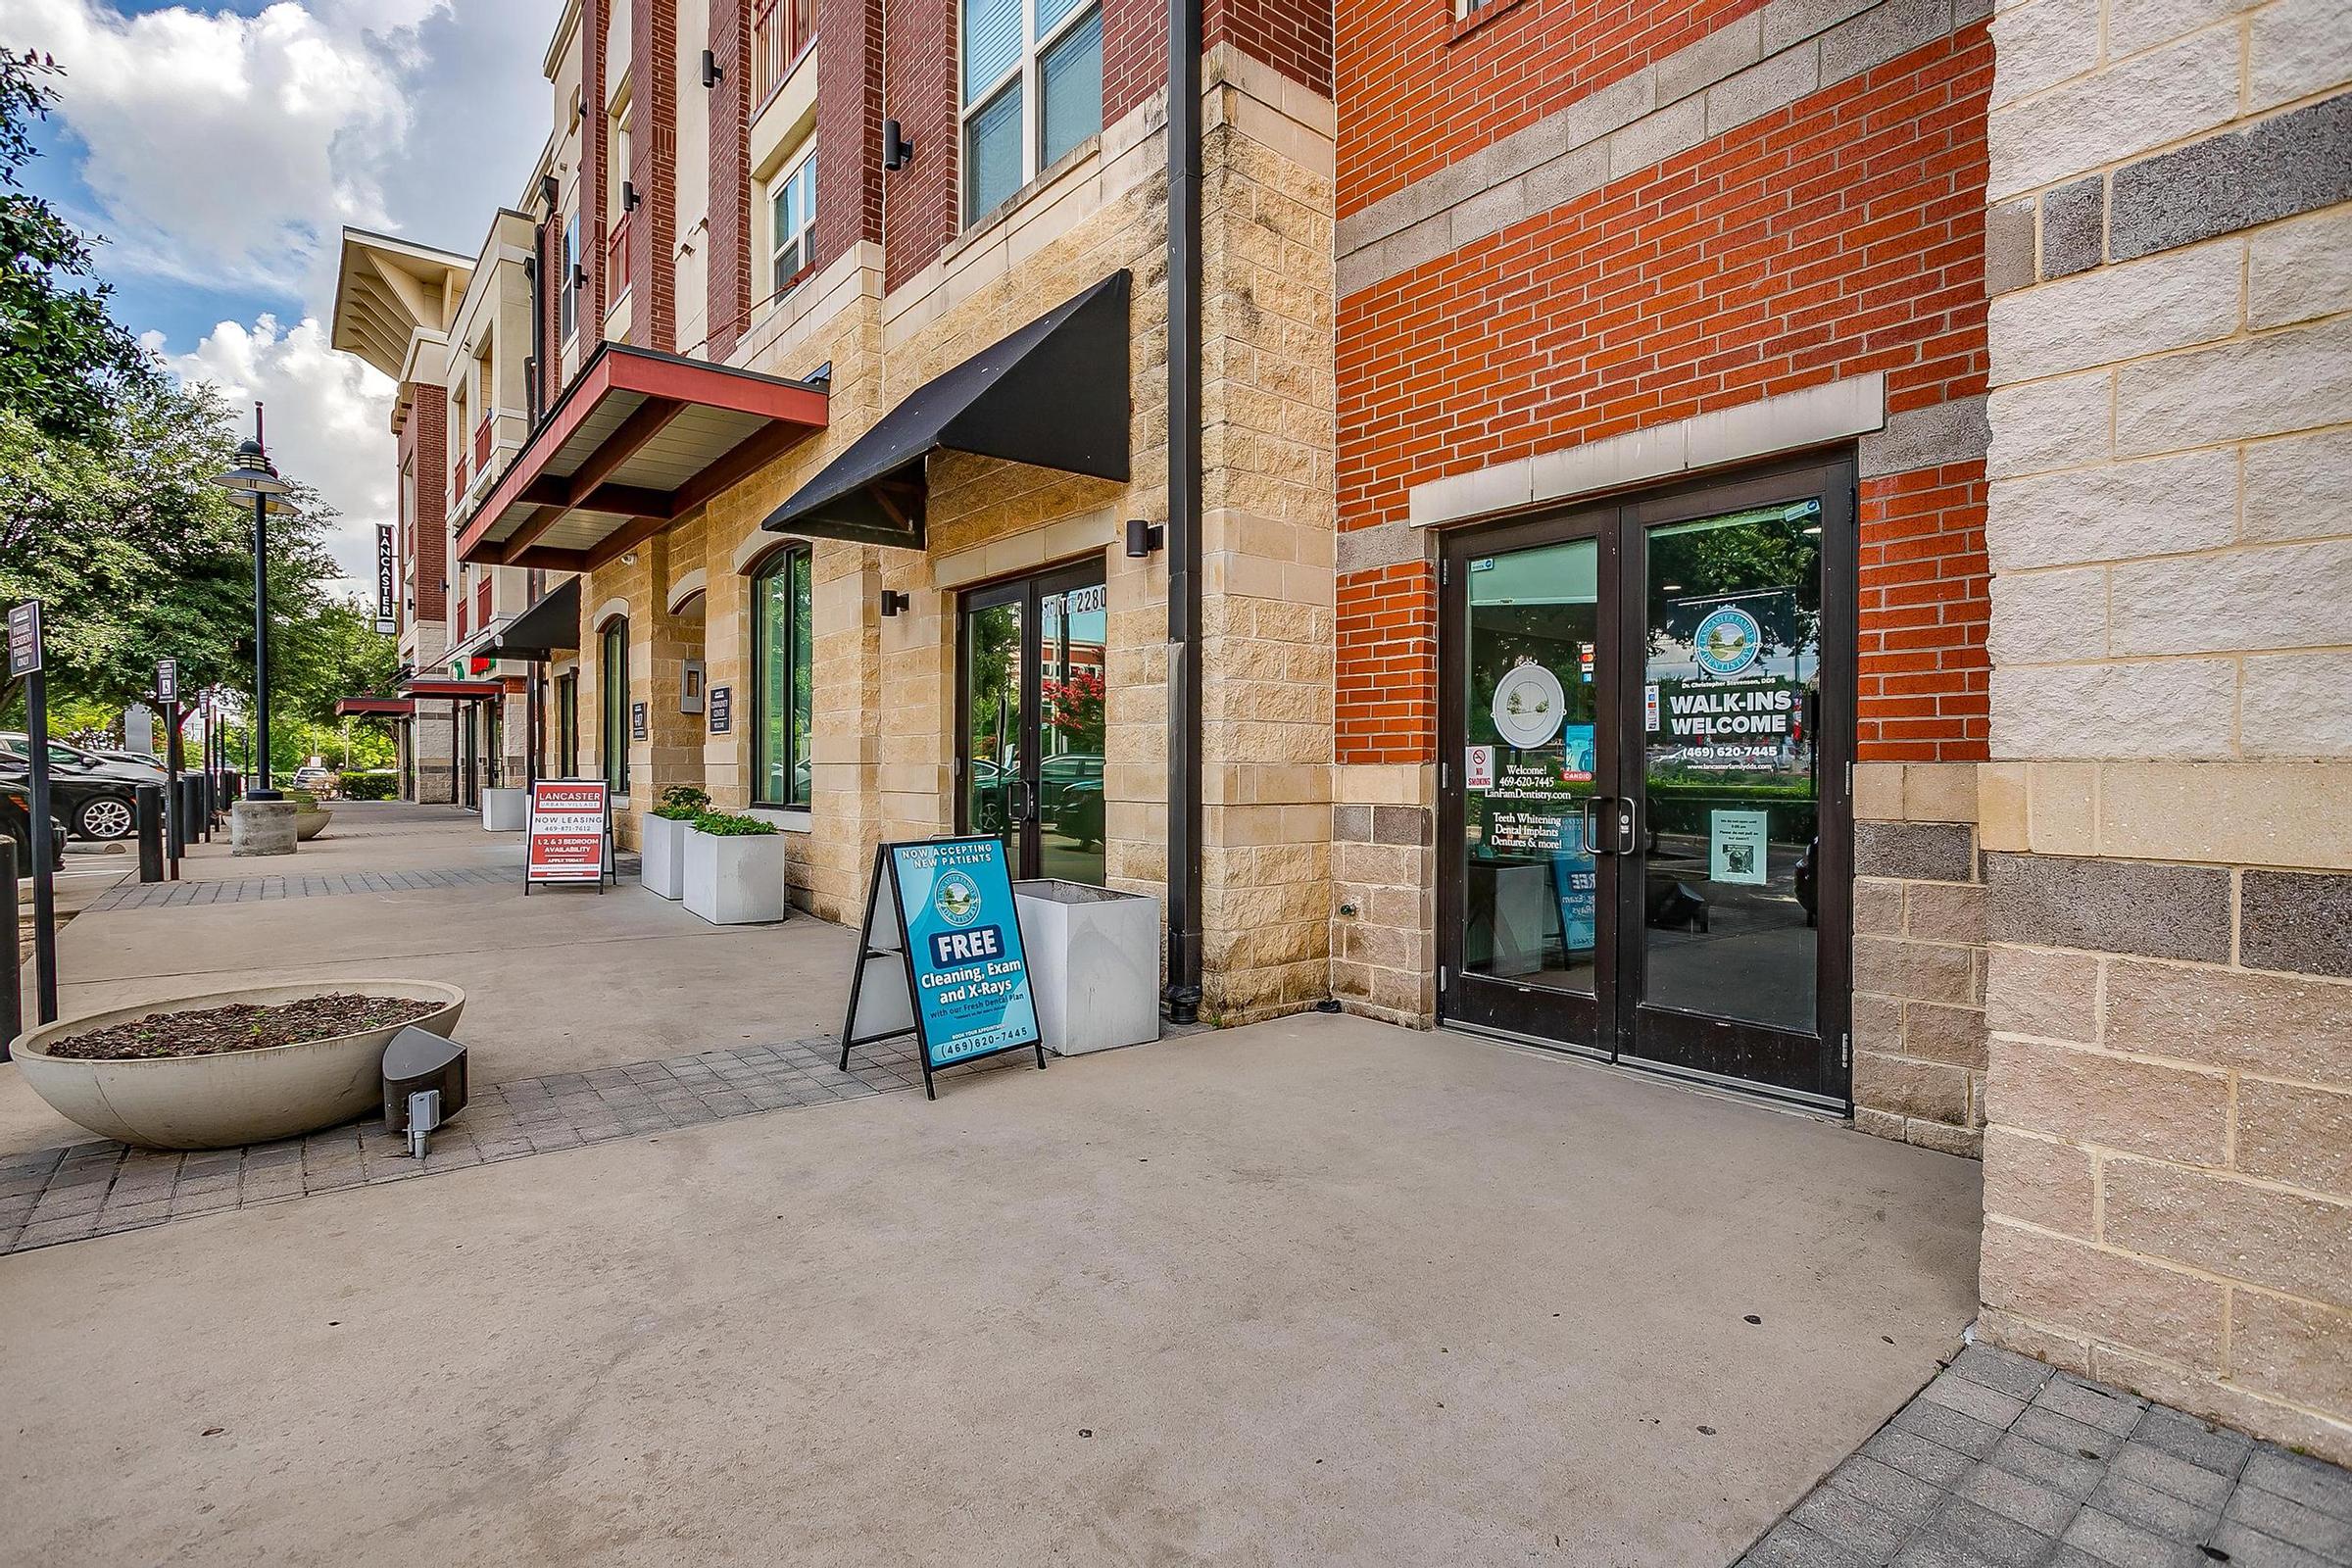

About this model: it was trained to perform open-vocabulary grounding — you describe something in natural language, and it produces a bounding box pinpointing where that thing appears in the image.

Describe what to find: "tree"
[0,53,156,443]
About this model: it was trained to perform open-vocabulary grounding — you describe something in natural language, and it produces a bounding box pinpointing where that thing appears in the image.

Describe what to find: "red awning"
[403,679,508,701]
[335,696,415,716]
[456,342,826,570]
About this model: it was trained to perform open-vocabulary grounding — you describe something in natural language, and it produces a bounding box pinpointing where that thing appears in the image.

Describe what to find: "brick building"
[329,0,2350,1461]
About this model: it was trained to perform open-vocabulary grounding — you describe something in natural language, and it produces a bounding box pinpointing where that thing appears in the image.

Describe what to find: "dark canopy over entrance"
[481,577,581,662]
[760,270,1131,549]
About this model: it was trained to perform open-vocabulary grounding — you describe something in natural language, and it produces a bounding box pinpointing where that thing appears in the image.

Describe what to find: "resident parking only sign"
[838,836,1044,1099]
[525,779,612,890]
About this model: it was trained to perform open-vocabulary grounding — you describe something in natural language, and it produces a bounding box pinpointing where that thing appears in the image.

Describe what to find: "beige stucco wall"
[1975,0,2352,1463]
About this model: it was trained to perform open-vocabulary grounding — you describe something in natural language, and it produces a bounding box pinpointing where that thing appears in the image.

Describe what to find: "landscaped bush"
[653,784,712,821]
[339,771,397,801]
[690,810,776,836]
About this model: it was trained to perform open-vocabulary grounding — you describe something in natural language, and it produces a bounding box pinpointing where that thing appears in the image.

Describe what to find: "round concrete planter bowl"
[10,980,465,1150]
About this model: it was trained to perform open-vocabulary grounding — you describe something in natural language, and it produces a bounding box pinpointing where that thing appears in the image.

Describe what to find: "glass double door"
[1438,459,1855,1106]
[958,560,1109,884]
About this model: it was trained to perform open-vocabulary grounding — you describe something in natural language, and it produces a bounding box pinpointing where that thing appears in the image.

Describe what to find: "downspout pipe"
[1163,0,1204,1025]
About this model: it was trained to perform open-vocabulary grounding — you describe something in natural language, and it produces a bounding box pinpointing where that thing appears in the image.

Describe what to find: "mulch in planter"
[43,995,441,1061]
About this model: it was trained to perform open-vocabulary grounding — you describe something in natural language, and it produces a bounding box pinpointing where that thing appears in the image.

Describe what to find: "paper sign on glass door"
[1464,745,1494,791]
[1709,809,1771,885]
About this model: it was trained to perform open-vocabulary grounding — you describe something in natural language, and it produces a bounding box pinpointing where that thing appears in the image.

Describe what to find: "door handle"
[1581,796,1604,855]
[1615,796,1638,856]
[1020,779,1039,824]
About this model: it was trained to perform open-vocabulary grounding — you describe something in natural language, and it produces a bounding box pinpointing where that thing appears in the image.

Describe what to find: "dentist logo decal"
[1491,661,1568,750]
[1693,606,1764,679]
[933,870,983,927]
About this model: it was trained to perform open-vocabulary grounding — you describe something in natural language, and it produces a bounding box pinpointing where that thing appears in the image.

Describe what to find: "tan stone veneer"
[1975,0,2352,1462]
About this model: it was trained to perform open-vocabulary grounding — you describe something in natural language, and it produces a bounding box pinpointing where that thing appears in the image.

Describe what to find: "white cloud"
[149,316,396,594]
[1,1,557,591]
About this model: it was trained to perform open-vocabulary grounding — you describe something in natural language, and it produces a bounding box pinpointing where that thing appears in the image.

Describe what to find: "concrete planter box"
[639,812,690,900]
[481,787,529,832]
[683,829,786,925]
[10,979,465,1150]
[1014,880,1160,1055]
[230,798,297,857]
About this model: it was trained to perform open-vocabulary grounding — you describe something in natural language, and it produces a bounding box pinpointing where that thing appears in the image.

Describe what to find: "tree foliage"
[0,52,154,443]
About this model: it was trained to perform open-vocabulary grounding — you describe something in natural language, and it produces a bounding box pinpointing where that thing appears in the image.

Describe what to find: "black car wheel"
[75,793,135,841]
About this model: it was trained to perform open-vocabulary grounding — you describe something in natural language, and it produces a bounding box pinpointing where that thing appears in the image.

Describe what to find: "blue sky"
[1,0,552,581]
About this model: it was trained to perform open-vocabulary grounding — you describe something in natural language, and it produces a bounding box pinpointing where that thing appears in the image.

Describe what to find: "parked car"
[1054,776,1104,852]
[1,783,68,874]
[291,764,338,797]
[1038,751,1103,821]
[0,759,139,842]
[3,733,163,779]
[89,749,166,770]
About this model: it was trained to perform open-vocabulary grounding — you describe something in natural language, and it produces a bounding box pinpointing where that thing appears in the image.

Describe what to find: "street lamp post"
[209,407,294,800]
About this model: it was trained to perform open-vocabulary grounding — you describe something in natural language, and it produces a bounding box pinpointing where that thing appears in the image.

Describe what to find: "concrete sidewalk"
[0,1011,1981,1567]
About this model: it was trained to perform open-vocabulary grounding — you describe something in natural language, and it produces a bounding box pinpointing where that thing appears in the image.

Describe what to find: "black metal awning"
[760,270,1131,548]
[480,577,581,662]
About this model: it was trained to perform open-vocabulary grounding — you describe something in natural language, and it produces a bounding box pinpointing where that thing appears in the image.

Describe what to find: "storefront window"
[600,618,629,796]
[753,547,812,807]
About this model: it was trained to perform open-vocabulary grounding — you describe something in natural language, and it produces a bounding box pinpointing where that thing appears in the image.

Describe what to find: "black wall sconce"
[1125,517,1165,558]
[879,589,910,617]
[571,264,588,291]
[538,172,560,210]
[702,49,722,87]
[621,179,642,212]
[883,120,913,172]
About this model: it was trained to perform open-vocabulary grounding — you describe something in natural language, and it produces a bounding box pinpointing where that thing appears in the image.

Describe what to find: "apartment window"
[555,672,579,777]
[961,0,1102,221]
[767,147,818,300]
[752,546,812,807]
[561,213,580,341]
[600,618,630,796]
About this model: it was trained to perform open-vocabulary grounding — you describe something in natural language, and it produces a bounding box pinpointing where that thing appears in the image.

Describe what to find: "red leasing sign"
[526,780,610,886]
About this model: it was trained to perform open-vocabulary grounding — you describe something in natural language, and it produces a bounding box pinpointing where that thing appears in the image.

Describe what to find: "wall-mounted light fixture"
[883,120,913,172]
[622,179,642,212]
[701,49,722,87]
[538,172,560,210]
[879,589,910,617]
[1125,517,1166,559]
[571,264,588,291]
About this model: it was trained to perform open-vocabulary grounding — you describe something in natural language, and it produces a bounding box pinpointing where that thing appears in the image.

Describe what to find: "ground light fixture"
[208,415,295,800]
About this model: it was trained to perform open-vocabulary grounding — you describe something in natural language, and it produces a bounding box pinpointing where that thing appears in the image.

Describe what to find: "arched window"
[600,617,630,795]
[752,546,811,807]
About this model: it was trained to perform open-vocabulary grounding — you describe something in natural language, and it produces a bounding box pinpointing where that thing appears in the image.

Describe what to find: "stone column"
[1976,0,2352,1463]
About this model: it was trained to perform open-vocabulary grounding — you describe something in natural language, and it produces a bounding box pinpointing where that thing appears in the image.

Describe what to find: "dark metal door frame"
[955,557,1107,878]
[1436,452,1857,1110]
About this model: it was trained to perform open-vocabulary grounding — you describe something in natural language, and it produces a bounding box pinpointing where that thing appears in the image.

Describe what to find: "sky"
[0,0,559,590]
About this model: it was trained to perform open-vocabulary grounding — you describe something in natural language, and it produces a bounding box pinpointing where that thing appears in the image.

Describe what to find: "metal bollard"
[135,783,165,883]
[1,837,18,1057]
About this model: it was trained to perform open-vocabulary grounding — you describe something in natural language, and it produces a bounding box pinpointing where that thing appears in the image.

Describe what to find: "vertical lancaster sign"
[838,836,1044,1099]
[524,778,611,890]
[374,525,398,635]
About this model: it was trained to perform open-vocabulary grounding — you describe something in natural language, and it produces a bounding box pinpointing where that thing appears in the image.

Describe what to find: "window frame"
[765,143,819,305]
[959,0,1103,225]
[599,617,630,797]
[560,211,581,344]
[750,544,812,808]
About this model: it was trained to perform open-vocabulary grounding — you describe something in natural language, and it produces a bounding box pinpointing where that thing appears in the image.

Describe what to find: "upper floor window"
[561,213,581,342]
[961,0,1102,222]
[768,147,818,300]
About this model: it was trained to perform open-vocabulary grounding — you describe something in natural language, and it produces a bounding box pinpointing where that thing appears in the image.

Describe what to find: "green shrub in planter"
[339,771,397,801]
[654,785,712,821]
[691,810,777,836]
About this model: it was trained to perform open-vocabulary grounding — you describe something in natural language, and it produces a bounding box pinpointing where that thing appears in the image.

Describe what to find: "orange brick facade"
[1335,22,1994,766]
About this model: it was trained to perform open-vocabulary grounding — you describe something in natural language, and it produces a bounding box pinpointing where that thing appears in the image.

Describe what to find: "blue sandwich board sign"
[838,836,1045,1099]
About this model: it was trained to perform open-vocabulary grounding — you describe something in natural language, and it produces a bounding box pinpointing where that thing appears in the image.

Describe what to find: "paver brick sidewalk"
[1740,1343,2352,1568]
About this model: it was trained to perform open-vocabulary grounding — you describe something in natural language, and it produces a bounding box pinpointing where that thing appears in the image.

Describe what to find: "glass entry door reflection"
[1440,459,1854,1106]
[958,561,1109,885]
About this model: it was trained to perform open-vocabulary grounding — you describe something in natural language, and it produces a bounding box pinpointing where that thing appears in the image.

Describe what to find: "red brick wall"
[632,0,681,351]
[815,0,886,272]
[407,386,450,622]
[708,0,754,359]
[586,0,610,333]
[1338,0,1763,220]
[1206,0,1332,95]
[882,0,956,293]
[1334,27,1994,765]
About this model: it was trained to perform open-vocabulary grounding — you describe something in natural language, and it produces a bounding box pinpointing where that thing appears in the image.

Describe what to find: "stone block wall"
[1977,0,2352,1463]
[1852,761,1988,1155]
